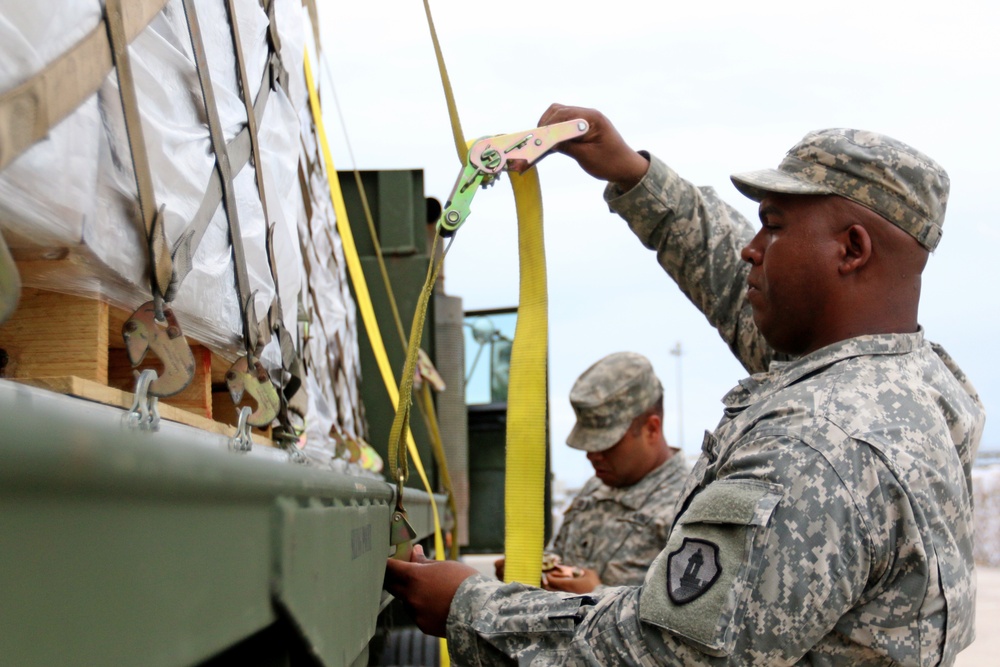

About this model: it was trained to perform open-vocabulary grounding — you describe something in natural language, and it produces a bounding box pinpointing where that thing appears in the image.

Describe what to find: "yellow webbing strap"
[419,382,460,560]
[317,52,460,559]
[502,171,548,587]
[302,50,445,559]
[421,0,466,164]
[354,165,461,561]
[385,230,447,502]
[422,0,549,588]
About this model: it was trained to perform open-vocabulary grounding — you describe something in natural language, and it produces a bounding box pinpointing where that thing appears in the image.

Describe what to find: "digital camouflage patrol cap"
[730,128,949,251]
[566,352,663,453]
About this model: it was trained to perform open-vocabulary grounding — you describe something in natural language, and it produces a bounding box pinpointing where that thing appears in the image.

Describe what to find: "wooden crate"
[0,286,272,445]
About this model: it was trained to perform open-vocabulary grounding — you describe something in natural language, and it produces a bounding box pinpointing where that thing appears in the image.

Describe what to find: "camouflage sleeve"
[446,574,748,665]
[446,574,597,666]
[639,433,875,663]
[447,435,876,665]
[446,574,705,666]
[604,154,776,374]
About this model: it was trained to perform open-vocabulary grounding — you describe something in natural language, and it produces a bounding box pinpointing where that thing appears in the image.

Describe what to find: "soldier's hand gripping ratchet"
[436,118,590,236]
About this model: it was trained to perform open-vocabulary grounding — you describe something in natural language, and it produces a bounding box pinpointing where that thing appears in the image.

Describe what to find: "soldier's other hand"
[537,104,649,191]
[384,545,478,637]
[494,556,505,581]
[543,565,601,593]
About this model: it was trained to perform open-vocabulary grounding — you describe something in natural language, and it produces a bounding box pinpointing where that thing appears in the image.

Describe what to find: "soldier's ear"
[644,413,662,440]
[839,224,872,275]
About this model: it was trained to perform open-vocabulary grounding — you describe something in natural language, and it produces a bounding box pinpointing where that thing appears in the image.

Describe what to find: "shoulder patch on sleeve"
[640,479,783,655]
[667,538,722,605]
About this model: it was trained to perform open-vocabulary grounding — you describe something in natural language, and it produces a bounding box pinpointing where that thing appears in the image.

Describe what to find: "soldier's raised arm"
[541,104,774,372]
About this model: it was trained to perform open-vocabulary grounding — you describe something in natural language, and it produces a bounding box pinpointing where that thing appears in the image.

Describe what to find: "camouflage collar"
[723,329,926,410]
[590,451,687,509]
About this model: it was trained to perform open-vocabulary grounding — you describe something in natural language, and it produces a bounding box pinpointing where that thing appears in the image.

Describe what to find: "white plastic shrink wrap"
[0,0,369,470]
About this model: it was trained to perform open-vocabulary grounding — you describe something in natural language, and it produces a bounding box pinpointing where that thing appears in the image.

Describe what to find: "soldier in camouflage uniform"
[497,351,687,593]
[385,105,985,666]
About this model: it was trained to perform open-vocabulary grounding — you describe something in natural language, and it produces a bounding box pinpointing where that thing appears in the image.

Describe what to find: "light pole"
[669,341,684,450]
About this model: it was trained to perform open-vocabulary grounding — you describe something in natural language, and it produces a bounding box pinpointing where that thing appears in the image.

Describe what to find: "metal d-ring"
[229,405,253,452]
[125,368,161,431]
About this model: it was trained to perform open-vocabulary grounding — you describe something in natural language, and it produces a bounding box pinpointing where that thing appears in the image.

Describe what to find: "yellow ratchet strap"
[501,170,548,587]
[318,47,460,559]
[422,0,548,587]
[303,50,445,561]
[384,227,447,524]
[421,0,466,165]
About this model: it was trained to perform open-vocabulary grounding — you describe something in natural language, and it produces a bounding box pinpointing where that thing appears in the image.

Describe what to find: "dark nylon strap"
[170,59,274,290]
[181,0,258,357]
[225,0,270,240]
[223,0,304,428]
[0,0,170,173]
[106,0,173,301]
[261,0,289,91]
[303,0,322,63]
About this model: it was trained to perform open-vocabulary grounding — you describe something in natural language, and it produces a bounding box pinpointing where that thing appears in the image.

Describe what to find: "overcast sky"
[317,0,999,487]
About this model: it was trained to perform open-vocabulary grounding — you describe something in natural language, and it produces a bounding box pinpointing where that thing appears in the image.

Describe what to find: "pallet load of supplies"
[0,0,381,476]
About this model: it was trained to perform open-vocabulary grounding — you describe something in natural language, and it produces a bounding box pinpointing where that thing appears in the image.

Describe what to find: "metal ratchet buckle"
[436,118,589,236]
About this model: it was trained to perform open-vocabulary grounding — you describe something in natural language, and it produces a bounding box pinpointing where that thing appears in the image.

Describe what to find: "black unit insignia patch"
[666,537,721,605]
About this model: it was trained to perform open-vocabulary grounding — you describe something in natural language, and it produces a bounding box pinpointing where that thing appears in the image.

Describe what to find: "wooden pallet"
[0,287,273,445]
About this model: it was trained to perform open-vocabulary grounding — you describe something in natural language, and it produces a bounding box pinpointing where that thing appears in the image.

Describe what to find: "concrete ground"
[957,565,1000,666]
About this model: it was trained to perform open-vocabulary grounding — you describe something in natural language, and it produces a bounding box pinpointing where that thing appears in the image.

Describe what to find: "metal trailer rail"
[0,379,440,666]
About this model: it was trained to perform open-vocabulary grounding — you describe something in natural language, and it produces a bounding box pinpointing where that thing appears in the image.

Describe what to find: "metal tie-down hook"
[121,301,196,397]
[390,474,417,560]
[229,405,253,452]
[125,368,161,431]
[225,356,280,428]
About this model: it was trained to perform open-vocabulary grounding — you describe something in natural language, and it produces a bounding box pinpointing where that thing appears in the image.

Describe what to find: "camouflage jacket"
[446,154,985,666]
[550,452,688,589]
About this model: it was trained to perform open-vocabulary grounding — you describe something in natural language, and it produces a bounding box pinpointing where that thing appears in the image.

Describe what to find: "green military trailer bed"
[0,379,440,667]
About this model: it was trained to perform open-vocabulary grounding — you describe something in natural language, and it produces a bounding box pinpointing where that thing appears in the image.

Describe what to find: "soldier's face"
[586,427,647,488]
[741,194,842,355]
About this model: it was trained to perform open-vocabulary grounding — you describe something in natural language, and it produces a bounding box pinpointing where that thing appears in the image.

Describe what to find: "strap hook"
[125,368,161,431]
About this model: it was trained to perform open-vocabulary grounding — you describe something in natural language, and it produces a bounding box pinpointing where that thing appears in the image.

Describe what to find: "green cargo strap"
[421,0,466,165]
[303,49,446,560]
